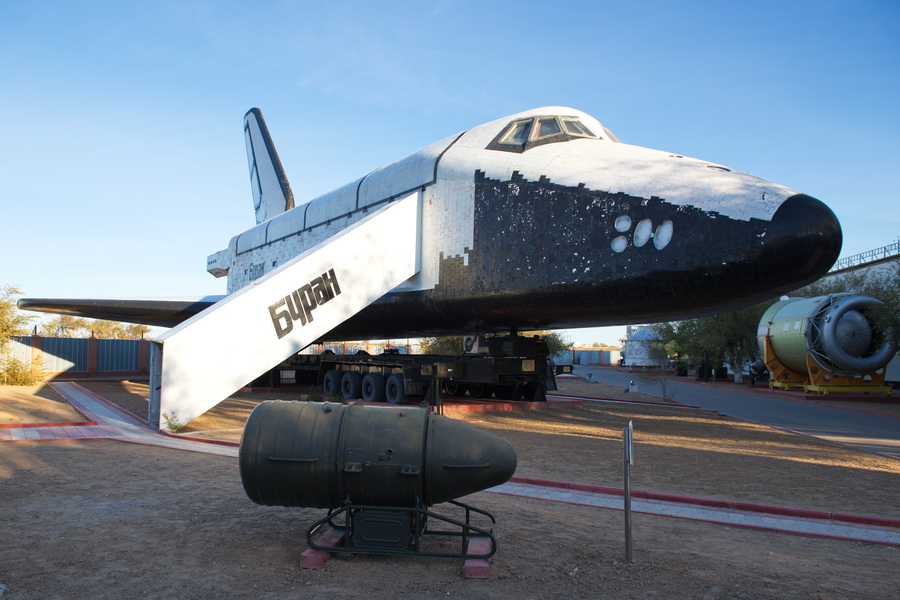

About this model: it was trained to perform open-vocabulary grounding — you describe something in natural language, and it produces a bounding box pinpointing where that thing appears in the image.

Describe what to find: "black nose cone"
[761,194,842,291]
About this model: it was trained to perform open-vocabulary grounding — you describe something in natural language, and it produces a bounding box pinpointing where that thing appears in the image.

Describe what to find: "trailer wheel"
[494,384,523,401]
[468,384,493,398]
[362,373,386,403]
[341,371,363,400]
[523,382,542,401]
[442,381,468,397]
[322,370,341,397]
[385,373,408,405]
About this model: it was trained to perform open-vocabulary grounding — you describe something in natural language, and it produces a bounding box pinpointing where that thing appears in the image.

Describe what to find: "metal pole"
[148,341,163,431]
[624,420,633,562]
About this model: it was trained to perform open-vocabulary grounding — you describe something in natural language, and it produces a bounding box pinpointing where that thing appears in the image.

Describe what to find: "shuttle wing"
[17,297,225,328]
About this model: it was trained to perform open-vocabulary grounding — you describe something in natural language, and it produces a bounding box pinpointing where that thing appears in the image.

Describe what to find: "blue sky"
[2,1,898,345]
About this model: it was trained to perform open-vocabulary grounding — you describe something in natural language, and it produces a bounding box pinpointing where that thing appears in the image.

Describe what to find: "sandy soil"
[1,379,899,599]
[0,385,88,424]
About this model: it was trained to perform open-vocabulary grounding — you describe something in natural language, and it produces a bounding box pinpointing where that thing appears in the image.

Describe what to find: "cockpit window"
[487,115,609,153]
[501,120,532,144]
[563,119,595,137]
[537,118,562,137]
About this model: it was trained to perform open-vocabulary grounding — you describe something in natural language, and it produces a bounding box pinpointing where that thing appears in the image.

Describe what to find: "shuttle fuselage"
[21,107,842,338]
[206,107,841,340]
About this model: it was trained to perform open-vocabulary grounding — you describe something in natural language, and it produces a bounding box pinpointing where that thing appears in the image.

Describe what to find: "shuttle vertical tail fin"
[244,108,294,224]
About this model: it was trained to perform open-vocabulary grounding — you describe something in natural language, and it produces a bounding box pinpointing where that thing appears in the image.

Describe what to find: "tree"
[122,323,152,340]
[531,330,570,356]
[1,285,39,385]
[653,301,771,384]
[420,335,466,355]
[710,304,770,383]
[41,316,91,338]
[40,316,150,339]
[0,285,34,351]
[89,320,151,339]
[790,262,900,344]
[653,319,722,370]
[90,320,126,339]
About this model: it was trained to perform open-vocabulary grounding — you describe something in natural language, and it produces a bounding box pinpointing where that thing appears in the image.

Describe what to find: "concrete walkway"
[0,382,237,457]
[493,479,900,546]
[2,381,898,546]
[571,366,900,460]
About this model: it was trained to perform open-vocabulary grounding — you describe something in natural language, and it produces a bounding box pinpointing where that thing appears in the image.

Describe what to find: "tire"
[468,384,493,398]
[295,369,317,385]
[341,371,363,400]
[250,369,280,389]
[442,381,468,397]
[362,373,386,403]
[322,370,341,397]
[385,373,408,405]
[494,384,523,401]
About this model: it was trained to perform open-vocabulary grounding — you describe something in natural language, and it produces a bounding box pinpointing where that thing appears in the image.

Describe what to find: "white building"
[622,326,668,368]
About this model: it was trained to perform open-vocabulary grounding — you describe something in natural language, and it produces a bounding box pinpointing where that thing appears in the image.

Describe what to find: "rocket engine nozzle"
[759,294,898,376]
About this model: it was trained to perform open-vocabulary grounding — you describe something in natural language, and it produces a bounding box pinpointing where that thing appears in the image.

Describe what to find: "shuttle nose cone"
[761,194,842,291]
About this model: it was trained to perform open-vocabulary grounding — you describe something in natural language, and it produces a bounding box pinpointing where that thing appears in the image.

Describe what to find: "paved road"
[571,366,900,461]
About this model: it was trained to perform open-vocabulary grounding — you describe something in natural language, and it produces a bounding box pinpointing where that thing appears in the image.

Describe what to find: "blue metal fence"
[40,338,89,372]
[7,337,32,364]
[553,349,621,365]
[8,336,144,373]
[97,339,140,372]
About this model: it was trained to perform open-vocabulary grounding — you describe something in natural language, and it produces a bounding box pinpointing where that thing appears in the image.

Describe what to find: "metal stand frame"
[307,498,497,559]
[762,336,892,395]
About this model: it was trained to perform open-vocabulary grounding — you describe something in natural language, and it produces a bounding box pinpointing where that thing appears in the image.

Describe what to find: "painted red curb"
[0,421,96,429]
[442,398,582,413]
[548,392,701,409]
[1,437,108,445]
[661,514,900,548]
[508,476,900,529]
[161,431,240,447]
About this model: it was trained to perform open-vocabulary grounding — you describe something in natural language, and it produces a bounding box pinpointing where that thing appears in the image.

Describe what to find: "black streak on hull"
[325,172,841,341]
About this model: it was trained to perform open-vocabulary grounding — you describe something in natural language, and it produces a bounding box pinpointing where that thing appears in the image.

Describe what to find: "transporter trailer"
[279,333,556,406]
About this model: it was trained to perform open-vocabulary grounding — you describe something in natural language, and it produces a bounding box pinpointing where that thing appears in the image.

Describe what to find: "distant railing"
[829,239,900,272]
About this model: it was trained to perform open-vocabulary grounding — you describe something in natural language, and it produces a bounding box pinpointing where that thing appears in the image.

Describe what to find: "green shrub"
[0,356,44,386]
[161,411,186,433]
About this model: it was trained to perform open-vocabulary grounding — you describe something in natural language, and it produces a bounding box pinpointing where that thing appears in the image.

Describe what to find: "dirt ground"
[0,385,89,424]
[1,378,899,599]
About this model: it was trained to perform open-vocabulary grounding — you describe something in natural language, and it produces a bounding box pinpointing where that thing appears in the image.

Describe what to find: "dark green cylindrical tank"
[758,294,897,375]
[239,401,517,509]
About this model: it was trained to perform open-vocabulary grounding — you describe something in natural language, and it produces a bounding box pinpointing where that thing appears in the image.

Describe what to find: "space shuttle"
[21,106,842,339]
